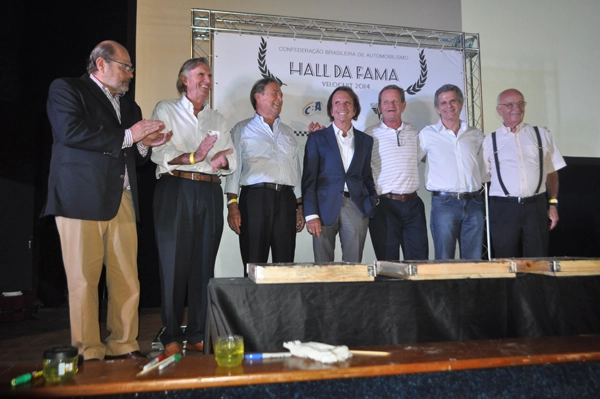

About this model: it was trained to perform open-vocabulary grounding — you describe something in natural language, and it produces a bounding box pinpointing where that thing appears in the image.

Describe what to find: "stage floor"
[0,307,184,366]
[2,307,600,398]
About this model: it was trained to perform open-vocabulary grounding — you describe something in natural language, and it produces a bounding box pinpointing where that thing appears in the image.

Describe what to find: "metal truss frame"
[191,8,483,131]
[190,9,488,259]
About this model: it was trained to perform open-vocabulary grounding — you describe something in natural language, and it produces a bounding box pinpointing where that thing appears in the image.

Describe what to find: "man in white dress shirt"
[151,58,236,356]
[419,84,487,260]
[483,88,566,257]
[365,85,428,261]
[225,77,305,270]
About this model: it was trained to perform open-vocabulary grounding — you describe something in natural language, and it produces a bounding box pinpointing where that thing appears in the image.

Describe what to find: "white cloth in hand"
[283,340,352,363]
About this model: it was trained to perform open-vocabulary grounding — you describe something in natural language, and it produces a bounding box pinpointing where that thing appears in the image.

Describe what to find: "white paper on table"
[283,340,352,363]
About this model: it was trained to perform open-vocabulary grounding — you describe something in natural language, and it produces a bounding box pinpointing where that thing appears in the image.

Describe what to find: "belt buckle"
[517,197,525,204]
[274,183,281,191]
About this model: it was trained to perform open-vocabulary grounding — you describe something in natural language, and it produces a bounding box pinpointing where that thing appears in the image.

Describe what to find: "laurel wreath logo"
[258,37,285,86]
[405,49,427,95]
[257,35,425,101]
[372,49,428,116]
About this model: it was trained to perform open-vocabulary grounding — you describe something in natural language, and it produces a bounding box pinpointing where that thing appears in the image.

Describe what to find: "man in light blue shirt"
[225,78,305,271]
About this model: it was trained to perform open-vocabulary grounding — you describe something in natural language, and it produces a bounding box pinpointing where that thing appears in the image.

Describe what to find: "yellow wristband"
[189,152,195,165]
[548,199,558,204]
[227,198,238,206]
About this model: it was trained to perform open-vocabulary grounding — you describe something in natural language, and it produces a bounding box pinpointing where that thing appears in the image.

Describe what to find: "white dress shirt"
[225,113,302,198]
[90,73,148,190]
[482,123,566,197]
[150,94,237,178]
[305,123,355,222]
[419,119,487,192]
[365,120,420,194]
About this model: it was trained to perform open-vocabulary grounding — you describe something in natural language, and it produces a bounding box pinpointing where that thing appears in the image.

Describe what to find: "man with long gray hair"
[151,58,236,357]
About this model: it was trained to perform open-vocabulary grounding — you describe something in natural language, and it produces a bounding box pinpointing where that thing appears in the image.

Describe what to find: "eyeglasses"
[397,129,405,147]
[105,58,135,73]
[498,101,526,109]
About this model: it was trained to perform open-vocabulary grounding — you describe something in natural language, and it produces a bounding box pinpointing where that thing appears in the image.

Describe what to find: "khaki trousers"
[56,191,140,360]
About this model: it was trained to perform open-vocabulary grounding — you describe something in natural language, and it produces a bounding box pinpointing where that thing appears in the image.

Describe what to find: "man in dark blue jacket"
[302,87,378,262]
[44,40,170,361]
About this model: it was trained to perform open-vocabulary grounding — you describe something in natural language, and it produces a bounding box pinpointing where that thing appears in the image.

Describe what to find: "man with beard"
[44,40,170,361]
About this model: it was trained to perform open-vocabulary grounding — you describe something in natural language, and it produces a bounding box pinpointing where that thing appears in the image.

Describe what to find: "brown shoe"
[164,342,183,357]
[186,341,204,352]
[104,351,146,360]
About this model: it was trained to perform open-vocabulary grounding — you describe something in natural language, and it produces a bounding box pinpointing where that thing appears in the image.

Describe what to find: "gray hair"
[434,84,464,108]
[250,77,280,110]
[176,58,211,95]
[86,41,119,74]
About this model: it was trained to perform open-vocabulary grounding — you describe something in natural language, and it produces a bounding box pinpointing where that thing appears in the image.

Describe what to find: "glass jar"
[43,346,79,383]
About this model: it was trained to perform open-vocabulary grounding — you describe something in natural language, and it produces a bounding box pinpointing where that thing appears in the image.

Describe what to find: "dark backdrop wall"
[549,157,600,258]
[1,0,162,308]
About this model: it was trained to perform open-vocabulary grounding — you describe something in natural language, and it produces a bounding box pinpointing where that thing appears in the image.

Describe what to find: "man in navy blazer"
[302,87,378,262]
[43,40,170,361]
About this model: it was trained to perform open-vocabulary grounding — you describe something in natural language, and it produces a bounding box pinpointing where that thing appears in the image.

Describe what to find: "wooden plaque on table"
[376,259,516,280]
[511,257,600,276]
[248,262,376,284]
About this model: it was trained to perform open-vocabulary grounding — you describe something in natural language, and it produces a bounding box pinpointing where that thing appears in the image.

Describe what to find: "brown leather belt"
[381,192,418,202]
[432,191,481,200]
[163,170,221,184]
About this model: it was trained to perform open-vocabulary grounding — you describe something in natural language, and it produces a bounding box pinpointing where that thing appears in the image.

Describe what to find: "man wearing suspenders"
[483,88,566,257]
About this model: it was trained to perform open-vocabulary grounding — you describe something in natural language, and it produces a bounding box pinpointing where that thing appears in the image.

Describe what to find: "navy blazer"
[43,74,148,221]
[302,124,378,226]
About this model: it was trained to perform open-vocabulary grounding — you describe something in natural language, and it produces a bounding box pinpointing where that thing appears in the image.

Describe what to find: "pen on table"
[142,353,165,371]
[136,354,180,376]
[158,353,181,370]
[11,370,44,387]
[349,350,391,357]
[244,352,292,360]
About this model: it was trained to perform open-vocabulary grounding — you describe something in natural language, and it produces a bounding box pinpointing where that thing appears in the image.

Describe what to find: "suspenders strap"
[491,131,510,196]
[533,126,543,195]
[491,126,544,197]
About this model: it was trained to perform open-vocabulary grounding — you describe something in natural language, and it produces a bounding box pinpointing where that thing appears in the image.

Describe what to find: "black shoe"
[104,351,146,360]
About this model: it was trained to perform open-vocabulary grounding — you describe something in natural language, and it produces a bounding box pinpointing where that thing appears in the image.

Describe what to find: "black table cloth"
[206,274,600,352]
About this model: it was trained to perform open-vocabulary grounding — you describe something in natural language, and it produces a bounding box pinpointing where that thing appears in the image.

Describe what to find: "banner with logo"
[213,32,465,135]
[212,32,466,273]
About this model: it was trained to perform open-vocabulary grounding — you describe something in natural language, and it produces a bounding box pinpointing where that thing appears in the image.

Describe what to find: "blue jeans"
[369,196,428,261]
[430,194,485,260]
